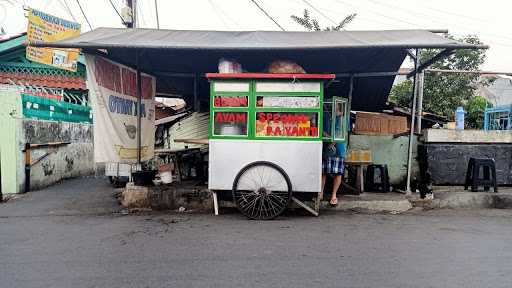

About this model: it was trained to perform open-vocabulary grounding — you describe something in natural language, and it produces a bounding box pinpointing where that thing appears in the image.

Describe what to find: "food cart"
[207,73,348,219]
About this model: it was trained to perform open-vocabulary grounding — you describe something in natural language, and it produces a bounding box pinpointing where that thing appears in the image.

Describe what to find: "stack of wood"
[354,112,408,135]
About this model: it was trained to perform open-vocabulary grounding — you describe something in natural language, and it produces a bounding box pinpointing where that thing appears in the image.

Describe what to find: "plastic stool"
[365,164,390,193]
[464,158,498,192]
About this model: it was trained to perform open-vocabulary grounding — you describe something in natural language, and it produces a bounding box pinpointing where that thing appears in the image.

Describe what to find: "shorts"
[322,156,344,175]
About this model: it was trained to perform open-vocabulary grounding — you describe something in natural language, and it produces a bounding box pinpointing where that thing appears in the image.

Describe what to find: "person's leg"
[321,174,327,199]
[331,175,342,203]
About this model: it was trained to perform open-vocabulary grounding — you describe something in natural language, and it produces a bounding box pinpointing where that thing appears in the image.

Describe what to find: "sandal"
[330,198,338,206]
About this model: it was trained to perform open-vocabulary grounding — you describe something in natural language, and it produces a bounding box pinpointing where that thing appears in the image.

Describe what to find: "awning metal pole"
[347,74,354,146]
[136,51,142,167]
[416,70,425,133]
[406,49,420,194]
[193,74,199,111]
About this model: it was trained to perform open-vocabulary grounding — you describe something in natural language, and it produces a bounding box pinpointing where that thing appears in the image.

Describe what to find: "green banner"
[22,93,92,123]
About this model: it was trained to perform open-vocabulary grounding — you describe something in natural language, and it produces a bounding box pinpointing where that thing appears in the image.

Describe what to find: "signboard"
[86,55,156,163]
[26,8,81,71]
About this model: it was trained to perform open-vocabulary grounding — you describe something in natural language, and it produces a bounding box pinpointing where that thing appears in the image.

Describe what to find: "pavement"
[2,177,512,287]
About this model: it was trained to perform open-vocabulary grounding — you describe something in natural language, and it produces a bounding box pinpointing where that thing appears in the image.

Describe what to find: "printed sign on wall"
[26,8,81,71]
[86,55,156,163]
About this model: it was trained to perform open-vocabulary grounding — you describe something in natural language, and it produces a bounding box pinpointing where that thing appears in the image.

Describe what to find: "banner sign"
[86,55,156,163]
[26,8,81,71]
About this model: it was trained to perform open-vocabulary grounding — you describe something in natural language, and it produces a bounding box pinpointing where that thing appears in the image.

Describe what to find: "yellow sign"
[26,8,81,71]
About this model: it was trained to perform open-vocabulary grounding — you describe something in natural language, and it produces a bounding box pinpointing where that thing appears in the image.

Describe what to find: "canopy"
[32,28,486,111]
[34,28,484,50]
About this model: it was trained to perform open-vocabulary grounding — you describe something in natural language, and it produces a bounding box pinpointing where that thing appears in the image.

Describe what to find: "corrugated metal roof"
[166,112,209,150]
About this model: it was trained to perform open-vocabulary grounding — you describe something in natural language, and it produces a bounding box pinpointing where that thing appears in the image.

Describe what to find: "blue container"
[455,106,465,130]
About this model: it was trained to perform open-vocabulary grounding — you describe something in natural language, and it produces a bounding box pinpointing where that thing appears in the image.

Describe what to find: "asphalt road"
[1,178,512,288]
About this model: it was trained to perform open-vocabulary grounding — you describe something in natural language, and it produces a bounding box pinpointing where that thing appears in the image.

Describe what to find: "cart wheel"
[232,161,292,220]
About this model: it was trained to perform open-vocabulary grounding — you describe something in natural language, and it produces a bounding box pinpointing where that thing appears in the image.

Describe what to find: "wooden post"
[406,49,420,194]
[24,143,31,193]
[136,51,142,167]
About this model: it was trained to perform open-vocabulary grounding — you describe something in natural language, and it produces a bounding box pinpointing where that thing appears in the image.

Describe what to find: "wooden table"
[155,148,201,182]
[344,160,373,195]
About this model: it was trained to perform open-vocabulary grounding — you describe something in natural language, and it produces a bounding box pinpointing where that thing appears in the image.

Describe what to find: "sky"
[1,0,511,72]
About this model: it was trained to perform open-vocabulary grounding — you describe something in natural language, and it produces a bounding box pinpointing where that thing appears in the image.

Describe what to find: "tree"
[389,35,494,124]
[291,9,356,31]
[465,96,492,129]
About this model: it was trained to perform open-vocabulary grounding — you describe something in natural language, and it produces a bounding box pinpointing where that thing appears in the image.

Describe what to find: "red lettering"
[258,113,266,121]
[285,127,292,136]
[298,127,307,136]
[235,113,246,122]
[310,127,318,136]
[274,127,282,136]
[214,97,221,107]
[215,112,223,122]
[291,126,298,136]
[266,113,273,121]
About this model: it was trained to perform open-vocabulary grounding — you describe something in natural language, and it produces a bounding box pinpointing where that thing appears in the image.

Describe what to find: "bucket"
[455,106,465,130]
[160,171,173,184]
[132,170,157,186]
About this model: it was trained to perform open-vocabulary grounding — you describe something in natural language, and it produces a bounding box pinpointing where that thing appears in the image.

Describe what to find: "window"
[255,112,319,137]
[214,95,248,108]
[333,98,348,141]
[210,79,325,140]
[256,96,319,108]
[323,97,348,142]
[213,111,248,136]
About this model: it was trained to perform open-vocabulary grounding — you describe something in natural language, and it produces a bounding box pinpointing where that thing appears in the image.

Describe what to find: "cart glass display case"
[209,77,324,141]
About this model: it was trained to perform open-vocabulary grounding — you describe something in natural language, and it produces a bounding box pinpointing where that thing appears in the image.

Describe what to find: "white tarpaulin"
[86,55,155,163]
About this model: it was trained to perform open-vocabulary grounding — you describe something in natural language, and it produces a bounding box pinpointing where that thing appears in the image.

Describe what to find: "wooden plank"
[174,138,209,145]
[354,112,408,135]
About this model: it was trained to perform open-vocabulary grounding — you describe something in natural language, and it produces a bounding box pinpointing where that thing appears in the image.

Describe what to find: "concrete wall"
[423,129,512,143]
[0,85,23,194]
[349,134,419,185]
[19,120,94,192]
[0,85,94,194]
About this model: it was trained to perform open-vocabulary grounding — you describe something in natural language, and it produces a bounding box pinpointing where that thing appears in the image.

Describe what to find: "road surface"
[1,178,512,288]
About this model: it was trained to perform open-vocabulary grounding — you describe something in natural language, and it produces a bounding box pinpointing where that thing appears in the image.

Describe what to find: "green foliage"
[389,80,413,108]
[291,9,356,31]
[389,34,495,128]
[465,96,492,129]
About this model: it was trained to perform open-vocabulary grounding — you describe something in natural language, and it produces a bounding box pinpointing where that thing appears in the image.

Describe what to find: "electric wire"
[209,0,230,29]
[362,0,512,44]
[332,0,512,48]
[249,0,285,31]
[108,0,125,25]
[136,0,148,27]
[333,0,420,28]
[75,0,92,30]
[301,0,337,25]
[60,0,77,21]
[213,1,242,29]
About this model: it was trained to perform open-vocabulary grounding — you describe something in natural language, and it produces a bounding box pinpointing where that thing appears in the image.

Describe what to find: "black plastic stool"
[365,164,390,193]
[464,158,498,192]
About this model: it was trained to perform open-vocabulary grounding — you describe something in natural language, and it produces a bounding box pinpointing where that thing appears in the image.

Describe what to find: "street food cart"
[207,73,348,219]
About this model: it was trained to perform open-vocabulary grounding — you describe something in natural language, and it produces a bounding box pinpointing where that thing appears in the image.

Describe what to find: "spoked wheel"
[232,161,292,220]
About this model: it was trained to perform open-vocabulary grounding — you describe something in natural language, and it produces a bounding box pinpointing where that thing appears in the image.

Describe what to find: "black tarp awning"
[31,28,486,111]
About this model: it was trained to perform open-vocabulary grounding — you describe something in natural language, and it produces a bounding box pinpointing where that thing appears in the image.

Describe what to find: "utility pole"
[155,0,160,29]
[125,0,137,28]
